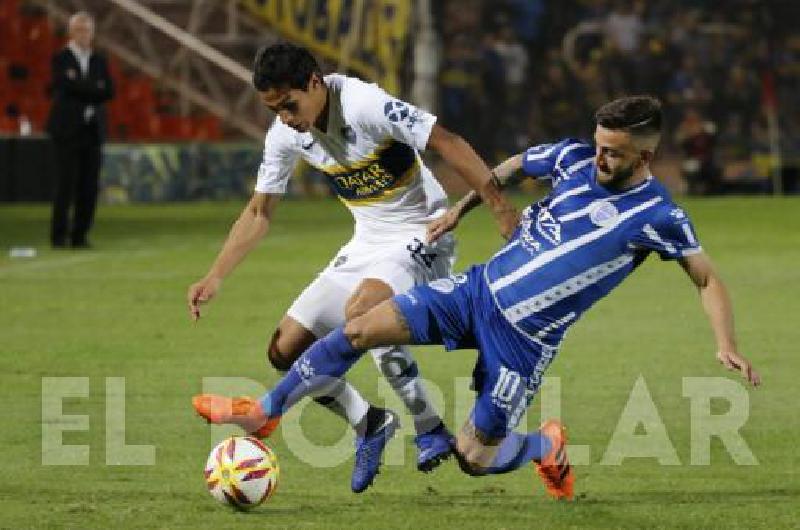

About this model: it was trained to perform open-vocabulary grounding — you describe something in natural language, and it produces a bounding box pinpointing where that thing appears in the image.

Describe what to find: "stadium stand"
[434,0,800,194]
[0,0,222,140]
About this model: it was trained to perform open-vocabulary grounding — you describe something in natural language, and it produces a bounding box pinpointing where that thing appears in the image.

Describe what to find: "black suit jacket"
[47,47,114,142]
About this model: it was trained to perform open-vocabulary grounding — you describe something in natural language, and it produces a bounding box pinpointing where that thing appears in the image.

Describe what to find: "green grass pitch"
[1,197,798,529]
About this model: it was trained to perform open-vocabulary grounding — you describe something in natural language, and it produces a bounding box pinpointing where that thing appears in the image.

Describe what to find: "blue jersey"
[392,137,704,436]
[484,138,703,349]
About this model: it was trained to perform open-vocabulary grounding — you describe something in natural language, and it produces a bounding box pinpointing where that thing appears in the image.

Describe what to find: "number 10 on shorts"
[492,366,524,409]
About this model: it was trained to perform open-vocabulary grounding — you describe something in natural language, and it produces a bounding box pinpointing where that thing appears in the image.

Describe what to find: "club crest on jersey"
[429,273,467,294]
[384,100,409,122]
[589,200,618,227]
[536,207,562,245]
[669,207,686,221]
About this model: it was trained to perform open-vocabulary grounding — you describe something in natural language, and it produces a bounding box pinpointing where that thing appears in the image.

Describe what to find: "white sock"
[312,378,370,433]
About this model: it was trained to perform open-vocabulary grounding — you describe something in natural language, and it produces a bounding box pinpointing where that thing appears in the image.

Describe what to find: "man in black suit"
[48,11,114,248]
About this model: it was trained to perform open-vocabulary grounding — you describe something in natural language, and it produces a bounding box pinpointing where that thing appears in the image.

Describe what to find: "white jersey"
[255,74,449,240]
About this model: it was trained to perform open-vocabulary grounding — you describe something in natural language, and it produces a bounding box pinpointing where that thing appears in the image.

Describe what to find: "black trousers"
[50,129,102,246]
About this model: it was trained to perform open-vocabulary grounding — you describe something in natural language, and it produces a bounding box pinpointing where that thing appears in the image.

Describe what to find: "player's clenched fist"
[187,276,222,321]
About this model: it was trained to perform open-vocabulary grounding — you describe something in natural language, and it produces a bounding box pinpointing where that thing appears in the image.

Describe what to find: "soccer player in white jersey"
[187,43,518,492]
[193,95,761,499]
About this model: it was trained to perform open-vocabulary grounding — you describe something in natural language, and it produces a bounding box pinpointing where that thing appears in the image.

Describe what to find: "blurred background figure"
[603,0,645,93]
[47,11,113,248]
[675,107,718,195]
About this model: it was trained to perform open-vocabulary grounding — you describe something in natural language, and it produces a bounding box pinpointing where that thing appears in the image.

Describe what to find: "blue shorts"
[393,265,557,438]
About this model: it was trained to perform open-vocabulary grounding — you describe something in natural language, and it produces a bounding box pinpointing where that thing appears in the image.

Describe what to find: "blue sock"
[260,327,364,416]
[485,431,552,475]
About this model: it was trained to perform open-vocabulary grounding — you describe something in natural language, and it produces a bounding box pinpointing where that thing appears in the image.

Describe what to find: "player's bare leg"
[194,300,413,491]
[194,301,409,429]
[347,279,453,472]
[344,298,414,348]
[452,419,502,475]
[267,315,383,437]
[265,315,317,371]
[450,417,574,500]
[265,313,401,492]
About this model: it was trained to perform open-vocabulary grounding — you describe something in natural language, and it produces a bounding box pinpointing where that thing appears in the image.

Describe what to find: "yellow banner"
[241,0,410,94]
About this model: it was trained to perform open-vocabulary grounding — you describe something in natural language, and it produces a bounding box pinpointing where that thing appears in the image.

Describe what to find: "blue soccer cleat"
[351,409,400,493]
[414,422,455,473]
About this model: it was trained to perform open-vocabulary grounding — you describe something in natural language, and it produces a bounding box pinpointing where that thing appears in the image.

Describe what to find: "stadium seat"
[2,5,224,140]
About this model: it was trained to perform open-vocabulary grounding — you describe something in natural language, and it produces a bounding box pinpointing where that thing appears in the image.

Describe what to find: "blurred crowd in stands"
[5,0,798,196]
[433,0,800,193]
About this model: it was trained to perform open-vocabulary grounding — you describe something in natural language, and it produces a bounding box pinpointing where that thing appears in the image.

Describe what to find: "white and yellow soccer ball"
[204,436,279,509]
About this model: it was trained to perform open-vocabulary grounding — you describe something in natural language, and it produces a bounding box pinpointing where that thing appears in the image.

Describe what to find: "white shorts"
[287,231,456,338]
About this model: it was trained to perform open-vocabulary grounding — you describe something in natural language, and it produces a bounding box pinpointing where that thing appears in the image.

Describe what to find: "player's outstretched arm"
[678,252,761,386]
[187,193,280,321]
[427,152,524,243]
[426,125,519,240]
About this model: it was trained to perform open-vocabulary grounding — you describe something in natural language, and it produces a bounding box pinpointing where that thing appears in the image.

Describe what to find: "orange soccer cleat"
[534,419,575,500]
[192,394,281,439]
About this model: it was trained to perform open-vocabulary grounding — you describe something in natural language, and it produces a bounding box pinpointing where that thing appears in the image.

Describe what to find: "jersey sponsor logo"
[320,139,417,202]
[520,218,542,253]
[521,232,542,253]
[518,206,543,253]
[589,200,618,227]
[536,207,562,245]
[384,100,410,122]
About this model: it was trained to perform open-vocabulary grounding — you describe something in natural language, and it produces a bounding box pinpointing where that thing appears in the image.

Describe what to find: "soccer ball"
[204,436,279,509]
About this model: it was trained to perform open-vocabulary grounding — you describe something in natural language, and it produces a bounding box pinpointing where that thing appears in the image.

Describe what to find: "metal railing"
[34,0,278,140]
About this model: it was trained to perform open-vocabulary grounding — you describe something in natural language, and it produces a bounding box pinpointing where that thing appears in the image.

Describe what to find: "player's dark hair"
[594,95,663,136]
[252,43,321,91]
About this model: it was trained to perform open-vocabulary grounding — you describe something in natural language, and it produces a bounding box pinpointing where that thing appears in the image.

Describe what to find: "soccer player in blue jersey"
[193,95,760,499]
[188,43,518,493]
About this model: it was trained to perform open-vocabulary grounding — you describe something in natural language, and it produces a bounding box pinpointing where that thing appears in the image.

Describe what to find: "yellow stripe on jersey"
[314,138,392,174]
[336,158,418,206]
